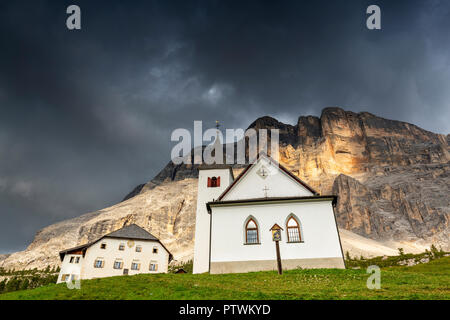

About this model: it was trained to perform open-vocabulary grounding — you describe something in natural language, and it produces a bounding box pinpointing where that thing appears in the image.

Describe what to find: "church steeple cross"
[263,186,269,198]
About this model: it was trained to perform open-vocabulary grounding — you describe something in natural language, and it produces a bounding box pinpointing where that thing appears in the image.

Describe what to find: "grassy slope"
[1,257,449,300]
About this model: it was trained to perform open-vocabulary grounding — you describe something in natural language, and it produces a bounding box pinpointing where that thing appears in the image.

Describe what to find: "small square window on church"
[153,247,158,254]
[100,243,107,249]
[118,243,125,251]
[207,176,220,188]
[69,256,75,263]
[136,246,142,252]
[75,257,80,263]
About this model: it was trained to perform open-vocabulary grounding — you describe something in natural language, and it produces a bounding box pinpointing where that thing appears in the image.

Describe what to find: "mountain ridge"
[1,107,448,270]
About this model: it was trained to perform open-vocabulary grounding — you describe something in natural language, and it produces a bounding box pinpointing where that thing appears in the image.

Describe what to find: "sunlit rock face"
[248,108,449,248]
[1,108,448,270]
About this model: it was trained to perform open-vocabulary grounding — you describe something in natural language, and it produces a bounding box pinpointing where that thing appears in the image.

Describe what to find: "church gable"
[218,156,317,201]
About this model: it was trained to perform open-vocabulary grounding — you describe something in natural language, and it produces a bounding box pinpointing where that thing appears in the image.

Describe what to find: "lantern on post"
[270,224,283,275]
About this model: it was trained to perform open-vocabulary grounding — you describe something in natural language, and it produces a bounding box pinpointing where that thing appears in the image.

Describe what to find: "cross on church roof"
[263,186,269,198]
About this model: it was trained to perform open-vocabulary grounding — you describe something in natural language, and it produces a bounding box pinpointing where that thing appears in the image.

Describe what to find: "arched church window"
[286,216,301,242]
[208,176,220,188]
[245,218,259,244]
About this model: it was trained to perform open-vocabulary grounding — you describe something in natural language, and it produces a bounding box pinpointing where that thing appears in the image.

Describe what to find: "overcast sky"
[0,0,449,253]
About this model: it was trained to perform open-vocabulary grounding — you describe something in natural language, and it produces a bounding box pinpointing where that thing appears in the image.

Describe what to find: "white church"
[193,154,345,274]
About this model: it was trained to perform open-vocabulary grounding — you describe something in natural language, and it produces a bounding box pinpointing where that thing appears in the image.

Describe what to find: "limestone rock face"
[1,179,198,270]
[332,165,449,248]
[1,107,448,270]
[0,254,10,265]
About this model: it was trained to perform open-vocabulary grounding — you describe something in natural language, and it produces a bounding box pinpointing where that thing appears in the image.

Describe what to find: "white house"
[57,224,173,283]
[193,154,345,274]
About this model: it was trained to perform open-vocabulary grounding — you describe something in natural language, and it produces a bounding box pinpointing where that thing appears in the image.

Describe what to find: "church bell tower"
[193,121,234,274]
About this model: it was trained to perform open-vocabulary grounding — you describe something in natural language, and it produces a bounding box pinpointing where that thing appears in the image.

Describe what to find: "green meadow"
[0,256,448,300]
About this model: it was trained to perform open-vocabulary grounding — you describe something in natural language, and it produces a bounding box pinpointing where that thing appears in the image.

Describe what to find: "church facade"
[193,155,345,274]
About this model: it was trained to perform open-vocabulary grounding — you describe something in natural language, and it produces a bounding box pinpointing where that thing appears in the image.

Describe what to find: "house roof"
[105,224,159,241]
[59,224,173,261]
[217,154,318,201]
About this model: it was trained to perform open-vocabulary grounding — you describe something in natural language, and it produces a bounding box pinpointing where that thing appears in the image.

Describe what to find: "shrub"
[345,251,351,261]
[169,259,193,274]
[20,278,30,291]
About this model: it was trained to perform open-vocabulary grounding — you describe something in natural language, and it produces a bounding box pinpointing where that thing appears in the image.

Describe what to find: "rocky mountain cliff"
[1,107,448,270]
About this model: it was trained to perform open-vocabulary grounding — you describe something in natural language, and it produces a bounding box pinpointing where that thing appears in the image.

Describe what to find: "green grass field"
[1,257,449,300]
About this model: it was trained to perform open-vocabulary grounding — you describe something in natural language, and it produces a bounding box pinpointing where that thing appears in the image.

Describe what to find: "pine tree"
[20,278,30,291]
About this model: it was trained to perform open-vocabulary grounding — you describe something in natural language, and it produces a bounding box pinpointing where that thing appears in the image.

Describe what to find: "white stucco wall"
[210,200,344,264]
[58,237,170,282]
[57,254,83,283]
[193,168,233,274]
[221,157,314,201]
[82,238,169,279]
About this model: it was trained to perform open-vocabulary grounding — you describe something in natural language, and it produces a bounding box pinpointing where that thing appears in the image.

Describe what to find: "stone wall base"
[210,257,345,274]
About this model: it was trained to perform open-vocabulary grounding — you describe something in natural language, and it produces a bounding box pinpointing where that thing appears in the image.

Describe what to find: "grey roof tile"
[104,224,158,241]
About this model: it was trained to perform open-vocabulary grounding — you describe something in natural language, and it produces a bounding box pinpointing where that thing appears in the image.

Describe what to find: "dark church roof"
[105,224,159,241]
[207,195,337,213]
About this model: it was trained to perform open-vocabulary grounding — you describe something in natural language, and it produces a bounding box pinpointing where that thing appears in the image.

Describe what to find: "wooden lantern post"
[270,224,283,275]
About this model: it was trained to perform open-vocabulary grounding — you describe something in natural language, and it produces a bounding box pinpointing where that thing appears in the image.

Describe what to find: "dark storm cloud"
[0,0,449,252]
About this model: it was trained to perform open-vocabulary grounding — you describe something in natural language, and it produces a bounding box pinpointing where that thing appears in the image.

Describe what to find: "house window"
[113,260,123,269]
[119,243,125,251]
[100,243,107,249]
[69,256,75,263]
[153,247,158,254]
[131,262,140,271]
[94,259,104,268]
[207,176,220,188]
[245,218,259,244]
[61,274,70,281]
[136,246,142,252]
[149,261,158,272]
[286,216,302,243]
[75,257,80,263]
